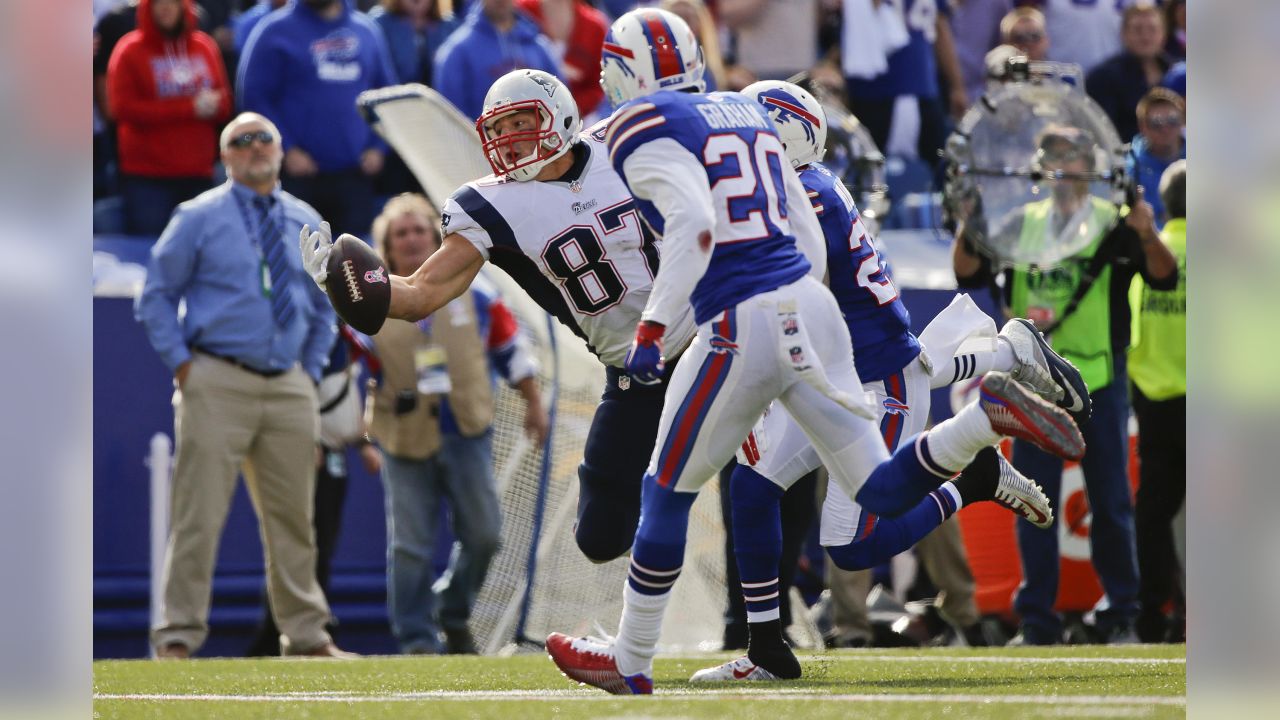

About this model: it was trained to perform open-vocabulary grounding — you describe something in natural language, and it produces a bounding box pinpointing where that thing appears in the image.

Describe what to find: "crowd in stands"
[96,0,1188,655]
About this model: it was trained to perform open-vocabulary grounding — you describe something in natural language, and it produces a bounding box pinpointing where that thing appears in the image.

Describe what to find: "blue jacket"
[1126,134,1185,227]
[431,4,561,121]
[237,0,398,172]
[367,6,461,85]
[135,181,337,381]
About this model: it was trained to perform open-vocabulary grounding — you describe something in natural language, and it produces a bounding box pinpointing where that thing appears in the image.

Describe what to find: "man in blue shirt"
[238,0,398,236]
[1126,87,1185,226]
[137,111,349,659]
[432,0,562,120]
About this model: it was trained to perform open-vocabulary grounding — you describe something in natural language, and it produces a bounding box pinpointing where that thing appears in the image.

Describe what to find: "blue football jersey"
[803,163,920,382]
[606,90,811,325]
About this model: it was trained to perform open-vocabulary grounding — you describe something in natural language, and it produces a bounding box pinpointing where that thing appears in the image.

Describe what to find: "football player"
[683,80,1091,683]
[544,8,1086,694]
[301,69,699,565]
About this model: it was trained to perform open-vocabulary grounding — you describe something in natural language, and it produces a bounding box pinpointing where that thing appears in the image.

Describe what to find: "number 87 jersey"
[440,127,697,367]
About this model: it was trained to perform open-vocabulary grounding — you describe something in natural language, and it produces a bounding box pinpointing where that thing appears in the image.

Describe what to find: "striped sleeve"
[605,101,670,173]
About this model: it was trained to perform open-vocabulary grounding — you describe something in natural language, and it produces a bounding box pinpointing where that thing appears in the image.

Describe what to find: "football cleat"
[1001,318,1092,422]
[979,372,1085,461]
[545,632,653,695]
[689,656,781,683]
[992,454,1054,529]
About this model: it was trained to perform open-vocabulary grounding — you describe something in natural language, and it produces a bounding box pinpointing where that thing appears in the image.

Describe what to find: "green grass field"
[94,644,1185,719]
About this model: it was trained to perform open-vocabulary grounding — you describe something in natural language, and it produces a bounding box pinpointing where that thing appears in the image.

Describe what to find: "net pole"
[148,432,171,657]
[512,313,560,646]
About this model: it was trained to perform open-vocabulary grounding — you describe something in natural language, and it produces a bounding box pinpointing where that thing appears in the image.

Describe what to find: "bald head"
[220,112,284,194]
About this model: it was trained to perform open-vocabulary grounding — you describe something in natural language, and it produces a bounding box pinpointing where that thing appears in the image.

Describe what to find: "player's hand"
[624,321,666,385]
[524,402,551,446]
[299,221,333,287]
[175,360,192,389]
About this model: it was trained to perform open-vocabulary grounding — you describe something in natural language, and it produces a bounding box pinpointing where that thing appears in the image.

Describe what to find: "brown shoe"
[154,642,190,660]
[289,642,359,659]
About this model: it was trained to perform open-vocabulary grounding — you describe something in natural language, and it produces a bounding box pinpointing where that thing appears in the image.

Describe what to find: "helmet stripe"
[762,96,821,128]
[639,13,683,80]
[602,42,635,60]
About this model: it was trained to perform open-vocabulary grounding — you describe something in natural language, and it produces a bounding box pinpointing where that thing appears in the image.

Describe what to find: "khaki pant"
[150,354,331,654]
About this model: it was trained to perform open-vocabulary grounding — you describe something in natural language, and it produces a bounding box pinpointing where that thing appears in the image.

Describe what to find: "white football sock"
[939,480,964,510]
[613,583,671,677]
[921,401,1000,472]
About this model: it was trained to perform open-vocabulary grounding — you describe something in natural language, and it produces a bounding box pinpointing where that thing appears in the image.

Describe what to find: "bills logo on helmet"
[760,91,820,147]
[883,397,909,416]
[602,33,638,79]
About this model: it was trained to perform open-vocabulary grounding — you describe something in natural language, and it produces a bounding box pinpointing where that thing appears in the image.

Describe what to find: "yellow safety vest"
[1128,218,1186,400]
[1009,197,1120,393]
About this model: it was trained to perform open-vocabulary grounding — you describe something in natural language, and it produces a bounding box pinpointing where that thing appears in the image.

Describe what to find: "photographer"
[951,125,1176,645]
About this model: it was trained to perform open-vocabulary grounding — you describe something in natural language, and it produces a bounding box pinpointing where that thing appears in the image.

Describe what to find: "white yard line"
[811,654,1185,666]
[94,689,1186,706]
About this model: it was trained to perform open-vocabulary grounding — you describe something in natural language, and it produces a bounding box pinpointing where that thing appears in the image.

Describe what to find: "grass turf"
[94,644,1186,719]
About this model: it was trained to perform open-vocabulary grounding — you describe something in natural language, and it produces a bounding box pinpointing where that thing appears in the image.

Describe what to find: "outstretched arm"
[390,233,486,321]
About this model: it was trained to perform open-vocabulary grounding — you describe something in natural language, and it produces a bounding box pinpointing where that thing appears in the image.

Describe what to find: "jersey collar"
[552,143,591,187]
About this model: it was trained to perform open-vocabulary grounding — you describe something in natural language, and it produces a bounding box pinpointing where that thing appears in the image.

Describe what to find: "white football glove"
[299,221,333,288]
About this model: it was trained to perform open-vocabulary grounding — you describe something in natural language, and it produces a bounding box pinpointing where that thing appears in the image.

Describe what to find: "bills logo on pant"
[709,335,739,355]
[883,397,909,416]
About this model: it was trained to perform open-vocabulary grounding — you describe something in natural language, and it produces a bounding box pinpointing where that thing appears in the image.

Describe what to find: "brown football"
[325,235,391,336]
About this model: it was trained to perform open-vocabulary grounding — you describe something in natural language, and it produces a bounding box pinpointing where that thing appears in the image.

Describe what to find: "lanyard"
[232,190,282,298]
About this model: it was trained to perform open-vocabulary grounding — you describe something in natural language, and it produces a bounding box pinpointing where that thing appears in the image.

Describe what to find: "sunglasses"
[1010,31,1044,44]
[1145,114,1182,129]
[228,130,276,148]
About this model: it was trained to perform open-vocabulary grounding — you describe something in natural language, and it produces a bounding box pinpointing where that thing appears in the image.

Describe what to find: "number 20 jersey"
[440,130,697,368]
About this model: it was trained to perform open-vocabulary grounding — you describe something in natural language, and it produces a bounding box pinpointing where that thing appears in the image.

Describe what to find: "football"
[325,234,391,336]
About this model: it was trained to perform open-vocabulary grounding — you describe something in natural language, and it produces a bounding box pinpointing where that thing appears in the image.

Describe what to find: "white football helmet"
[600,7,705,107]
[476,69,582,182]
[742,80,828,169]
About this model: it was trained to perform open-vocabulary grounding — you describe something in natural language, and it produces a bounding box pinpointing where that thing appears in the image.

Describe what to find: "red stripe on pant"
[657,313,734,487]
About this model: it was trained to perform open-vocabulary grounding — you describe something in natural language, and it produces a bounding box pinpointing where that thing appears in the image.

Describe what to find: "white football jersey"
[441,129,697,367]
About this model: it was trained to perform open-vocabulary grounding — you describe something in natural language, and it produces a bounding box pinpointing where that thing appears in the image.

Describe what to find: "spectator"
[1162,0,1185,60]
[368,0,462,86]
[94,0,142,199]
[1128,159,1186,644]
[137,112,348,659]
[238,0,399,237]
[1161,60,1185,99]
[245,324,382,656]
[843,0,968,166]
[432,0,562,121]
[516,0,609,119]
[660,0,727,92]
[1025,0,1125,74]
[949,0,1013,104]
[232,0,288,55]
[950,125,1178,645]
[1126,87,1185,226]
[1000,5,1048,62]
[106,0,232,235]
[719,0,817,82]
[1086,3,1171,145]
[365,193,548,655]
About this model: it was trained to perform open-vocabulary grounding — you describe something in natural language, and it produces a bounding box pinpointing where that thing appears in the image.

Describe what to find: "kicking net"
[358,85,727,653]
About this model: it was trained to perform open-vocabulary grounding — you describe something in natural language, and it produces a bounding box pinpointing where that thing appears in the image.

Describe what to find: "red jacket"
[106,0,231,178]
[516,0,607,117]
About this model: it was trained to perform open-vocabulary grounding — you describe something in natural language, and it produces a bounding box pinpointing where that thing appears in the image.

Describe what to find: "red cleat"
[545,632,653,695]
[980,372,1085,461]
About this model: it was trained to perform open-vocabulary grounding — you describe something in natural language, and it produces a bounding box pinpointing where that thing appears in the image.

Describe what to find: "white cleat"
[1000,318,1092,421]
[689,656,781,682]
[992,454,1054,529]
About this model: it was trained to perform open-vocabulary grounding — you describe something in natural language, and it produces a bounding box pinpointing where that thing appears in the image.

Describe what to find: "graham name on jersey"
[696,101,772,131]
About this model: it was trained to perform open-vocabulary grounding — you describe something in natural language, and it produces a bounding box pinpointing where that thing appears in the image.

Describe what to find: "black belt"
[195,347,287,378]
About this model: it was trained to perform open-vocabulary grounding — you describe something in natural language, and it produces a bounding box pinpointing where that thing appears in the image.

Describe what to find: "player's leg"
[924,295,1090,417]
[573,366,669,563]
[1011,439,1066,645]
[548,308,780,693]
